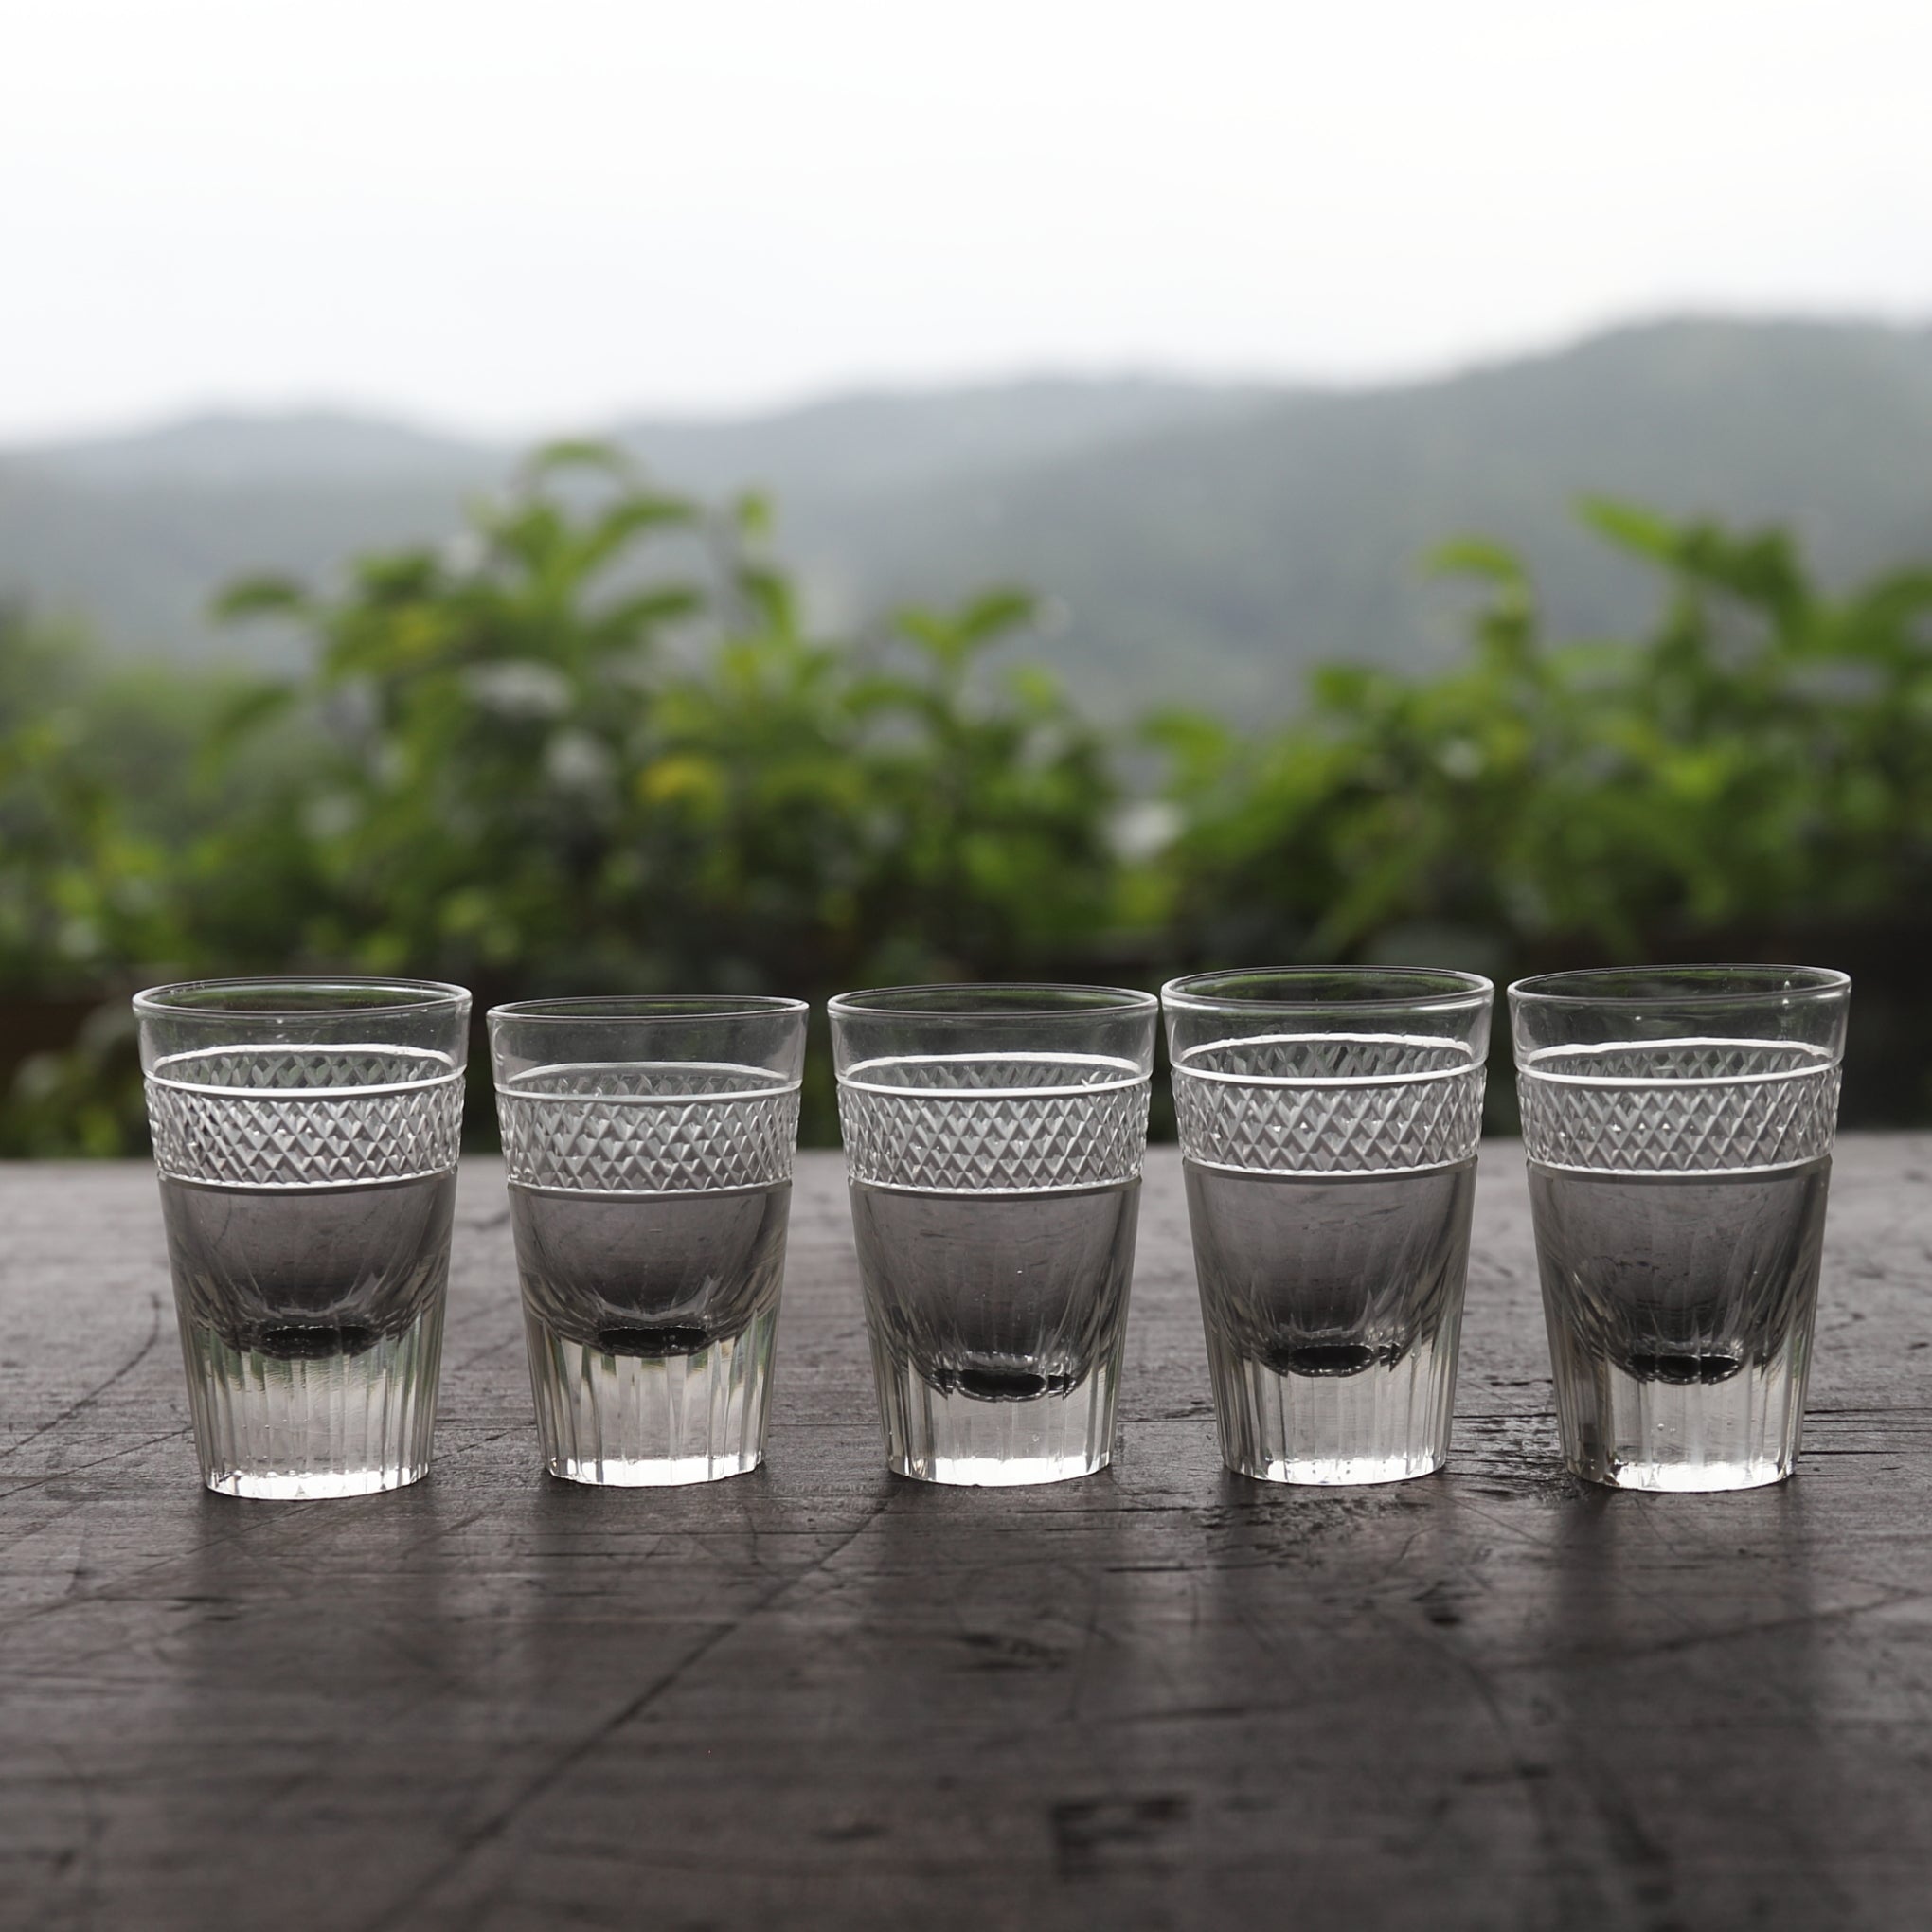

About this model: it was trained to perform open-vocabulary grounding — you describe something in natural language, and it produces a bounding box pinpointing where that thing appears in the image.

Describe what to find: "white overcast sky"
[2,0,1929,441]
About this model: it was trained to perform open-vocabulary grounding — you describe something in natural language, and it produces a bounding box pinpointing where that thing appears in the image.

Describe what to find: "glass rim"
[133,975,472,1019]
[487,993,808,1025]
[1508,964,1851,1010]
[1161,965,1494,1016]
[828,981,1158,1022]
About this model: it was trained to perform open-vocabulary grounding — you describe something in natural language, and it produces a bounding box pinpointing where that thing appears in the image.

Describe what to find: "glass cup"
[134,976,470,1498]
[488,996,806,1486]
[1163,968,1494,1485]
[1510,964,1851,1493]
[828,984,1157,1486]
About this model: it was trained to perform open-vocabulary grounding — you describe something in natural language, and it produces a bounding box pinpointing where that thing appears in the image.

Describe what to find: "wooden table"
[3,1143,1928,1931]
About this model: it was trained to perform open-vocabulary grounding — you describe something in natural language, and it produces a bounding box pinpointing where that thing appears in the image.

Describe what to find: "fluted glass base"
[1548,1341,1811,1492]
[1205,1329,1458,1485]
[180,1303,443,1499]
[525,1307,777,1486]
[868,1349,1118,1486]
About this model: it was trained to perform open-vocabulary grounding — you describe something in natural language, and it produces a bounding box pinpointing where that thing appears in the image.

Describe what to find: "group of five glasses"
[134,963,1849,1501]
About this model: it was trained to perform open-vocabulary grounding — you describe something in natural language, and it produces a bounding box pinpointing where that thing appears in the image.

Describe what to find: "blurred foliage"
[1154,501,1932,970]
[5,447,1931,1154]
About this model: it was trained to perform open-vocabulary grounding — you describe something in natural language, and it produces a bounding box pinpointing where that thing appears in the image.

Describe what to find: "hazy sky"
[3,0,1929,440]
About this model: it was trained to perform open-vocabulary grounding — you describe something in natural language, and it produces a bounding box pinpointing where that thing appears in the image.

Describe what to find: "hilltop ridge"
[4,317,1930,710]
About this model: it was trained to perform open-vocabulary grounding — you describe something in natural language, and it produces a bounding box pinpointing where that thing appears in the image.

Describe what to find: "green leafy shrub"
[6,455,1931,1153]
[1,449,1126,1147]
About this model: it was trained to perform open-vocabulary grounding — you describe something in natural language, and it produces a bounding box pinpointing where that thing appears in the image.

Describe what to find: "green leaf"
[211,575,310,622]
[954,588,1037,647]
[738,565,798,639]
[198,683,297,760]
[524,438,635,482]
[591,586,703,647]
[1577,496,1681,562]
[734,492,776,541]
[577,494,696,577]
[1424,538,1527,585]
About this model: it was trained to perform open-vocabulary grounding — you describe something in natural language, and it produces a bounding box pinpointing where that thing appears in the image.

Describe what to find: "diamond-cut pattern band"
[148,1046,464,1188]
[1518,1041,1840,1173]
[498,1064,799,1193]
[838,1054,1150,1192]
[1172,1033,1484,1175]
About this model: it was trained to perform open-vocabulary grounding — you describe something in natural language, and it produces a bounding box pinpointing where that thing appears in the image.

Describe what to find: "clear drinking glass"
[1162,968,1494,1485]
[134,976,470,1499]
[488,996,806,1486]
[1511,965,1850,1493]
[829,984,1157,1487]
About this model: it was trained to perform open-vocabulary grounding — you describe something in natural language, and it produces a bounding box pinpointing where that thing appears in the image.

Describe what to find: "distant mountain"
[4,321,1931,710]
[612,377,1279,499]
[823,320,1932,708]
[16,409,491,486]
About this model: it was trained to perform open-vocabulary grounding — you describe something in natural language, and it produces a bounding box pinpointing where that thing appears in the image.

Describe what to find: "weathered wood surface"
[1,1141,1928,1932]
